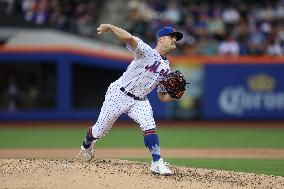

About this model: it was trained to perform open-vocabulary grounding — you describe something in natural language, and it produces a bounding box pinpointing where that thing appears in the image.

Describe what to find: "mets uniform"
[79,25,183,175]
[91,37,170,138]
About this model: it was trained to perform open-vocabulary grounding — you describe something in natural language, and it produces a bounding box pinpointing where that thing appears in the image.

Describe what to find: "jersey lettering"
[145,61,161,73]
[145,61,170,77]
[159,68,170,77]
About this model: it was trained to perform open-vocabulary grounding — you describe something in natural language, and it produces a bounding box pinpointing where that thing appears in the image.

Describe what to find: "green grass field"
[0,127,284,148]
[0,126,284,176]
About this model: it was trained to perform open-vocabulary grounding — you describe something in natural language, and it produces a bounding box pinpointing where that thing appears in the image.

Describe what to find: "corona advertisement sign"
[203,64,284,119]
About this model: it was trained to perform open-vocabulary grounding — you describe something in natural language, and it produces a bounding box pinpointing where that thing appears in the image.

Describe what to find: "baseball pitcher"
[77,24,186,175]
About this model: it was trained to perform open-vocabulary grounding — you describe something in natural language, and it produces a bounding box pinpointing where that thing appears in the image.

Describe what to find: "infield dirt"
[1,158,284,189]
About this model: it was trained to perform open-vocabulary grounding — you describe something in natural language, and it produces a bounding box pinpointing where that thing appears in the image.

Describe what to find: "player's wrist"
[107,24,114,32]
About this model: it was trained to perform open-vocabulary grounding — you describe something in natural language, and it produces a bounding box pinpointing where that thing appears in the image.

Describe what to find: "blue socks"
[143,129,161,162]
[82,127,96,149]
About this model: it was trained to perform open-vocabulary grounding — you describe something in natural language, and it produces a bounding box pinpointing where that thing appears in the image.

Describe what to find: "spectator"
[48,1,66,30]
[22,0,36,22]
[218,34,240,55]
[247,27,265,55]
[267,38,283,55]
[32,0,49,25]
[222,5,240,33]
[207,8,225,36]
[197,36,219,55]
[162,0,181,24]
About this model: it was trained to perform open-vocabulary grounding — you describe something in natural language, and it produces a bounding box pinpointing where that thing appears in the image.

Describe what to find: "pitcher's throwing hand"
[97,24,111,35]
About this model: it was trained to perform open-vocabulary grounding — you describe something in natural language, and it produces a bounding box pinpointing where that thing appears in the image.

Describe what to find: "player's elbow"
[125,36,138,50]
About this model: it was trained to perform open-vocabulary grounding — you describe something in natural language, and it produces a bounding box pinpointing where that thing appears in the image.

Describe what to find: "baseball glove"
[162,70,187,99]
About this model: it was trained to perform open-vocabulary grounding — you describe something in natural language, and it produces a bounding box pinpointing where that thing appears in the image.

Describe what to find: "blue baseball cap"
[156,26,183,41]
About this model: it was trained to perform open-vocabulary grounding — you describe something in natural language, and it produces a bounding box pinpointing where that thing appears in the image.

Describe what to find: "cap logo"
[173,28,176,32]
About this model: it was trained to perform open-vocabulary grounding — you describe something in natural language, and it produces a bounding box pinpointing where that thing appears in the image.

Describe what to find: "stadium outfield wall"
[0,46,283,121]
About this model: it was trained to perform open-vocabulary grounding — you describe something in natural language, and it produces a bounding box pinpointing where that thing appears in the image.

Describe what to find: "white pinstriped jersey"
[91,38,171,138]
[116,37,170,98]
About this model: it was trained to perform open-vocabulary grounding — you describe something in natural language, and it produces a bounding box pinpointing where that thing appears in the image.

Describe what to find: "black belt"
[120,87,142,100]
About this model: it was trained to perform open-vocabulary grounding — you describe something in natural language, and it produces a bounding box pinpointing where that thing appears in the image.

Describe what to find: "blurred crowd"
[1,0,101,37]
[1,0,284,56]
[125,0,284,56]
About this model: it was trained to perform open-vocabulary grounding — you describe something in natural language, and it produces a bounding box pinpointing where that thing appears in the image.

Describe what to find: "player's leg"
[79,83,132,160]
[79,99,124,161]
[82,97,124,149]
[127,100,160,160]
[127,100,172,175]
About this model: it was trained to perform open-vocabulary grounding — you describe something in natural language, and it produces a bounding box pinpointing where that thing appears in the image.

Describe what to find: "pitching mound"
[1,159,284,189]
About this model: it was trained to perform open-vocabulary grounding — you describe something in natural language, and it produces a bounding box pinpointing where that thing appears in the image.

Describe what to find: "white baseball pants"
[91,82,156,139]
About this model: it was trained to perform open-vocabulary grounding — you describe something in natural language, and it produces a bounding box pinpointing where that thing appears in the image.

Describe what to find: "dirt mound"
[1,159,283,189]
